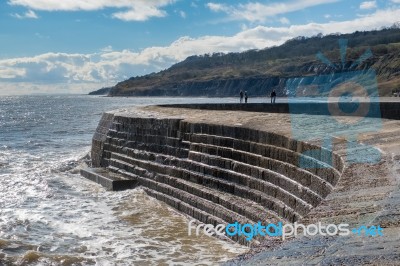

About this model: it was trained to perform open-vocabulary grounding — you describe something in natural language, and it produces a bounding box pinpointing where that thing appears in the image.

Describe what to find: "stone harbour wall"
[90,105,344,244]
[86,103,400,263]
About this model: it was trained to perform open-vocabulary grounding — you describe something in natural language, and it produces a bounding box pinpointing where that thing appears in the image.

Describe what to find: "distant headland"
[89,27,400,97]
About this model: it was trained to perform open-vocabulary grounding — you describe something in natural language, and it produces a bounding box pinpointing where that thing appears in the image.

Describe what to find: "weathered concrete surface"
[80,167,138,191]
[87,103,400,264]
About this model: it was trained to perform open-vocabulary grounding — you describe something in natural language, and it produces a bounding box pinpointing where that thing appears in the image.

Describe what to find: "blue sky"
[1,0,400,95]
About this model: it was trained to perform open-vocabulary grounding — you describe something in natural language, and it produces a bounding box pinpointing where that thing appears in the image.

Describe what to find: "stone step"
[108,130,190,149]
[112,116,181,135]
[139,187,253,245]
[112,145,320,208]
[111,125,179,137]
[103,139,189,159]
[104,129,339,190]
[109,153,302,221]
[107,163,260,230]
[183,133,340,185]
[188,141,335,187]
[80,167,138,191]
[102,139,324,210]
[188,150,333,199]
[104,134,332,197]
[109,157,283,225]
[167,157,320,209]
[110,162,246,225]
[179,121,344,173]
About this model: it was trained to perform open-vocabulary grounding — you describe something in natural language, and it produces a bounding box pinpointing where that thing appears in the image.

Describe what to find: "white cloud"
[112,4,168,21]
[360,1,377,10]
[390,0,400,3]
[324,14,331,18]
[279,17,290,25]
[11,9,38,19]
[206,3,228,12]
[179,10,186,18]
[8,0,176,21]
[100,45,113,52]
[206,0,341,23]
[1,7,399,94]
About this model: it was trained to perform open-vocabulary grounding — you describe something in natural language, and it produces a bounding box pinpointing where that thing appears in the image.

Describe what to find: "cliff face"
[107,54,400,97]
[89,28,400,97]
[109,76,285,97]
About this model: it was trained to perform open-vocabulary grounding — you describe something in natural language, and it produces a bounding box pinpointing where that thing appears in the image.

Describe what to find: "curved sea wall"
[83,103,400,263]
[91,113,342,222]
[87,104,347,242]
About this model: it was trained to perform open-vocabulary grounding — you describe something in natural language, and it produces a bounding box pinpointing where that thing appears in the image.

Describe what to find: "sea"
[0,95,257,266]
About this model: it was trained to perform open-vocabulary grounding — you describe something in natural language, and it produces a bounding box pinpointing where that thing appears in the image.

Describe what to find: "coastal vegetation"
[90,26,400,97]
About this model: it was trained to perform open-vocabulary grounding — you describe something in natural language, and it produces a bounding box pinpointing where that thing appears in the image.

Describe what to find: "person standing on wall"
[239,90,244,103]
[270,89,276,104]
[244,91,248,103]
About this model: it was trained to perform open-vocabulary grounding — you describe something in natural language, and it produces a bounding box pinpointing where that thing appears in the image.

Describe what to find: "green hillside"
[91,26,400,97]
